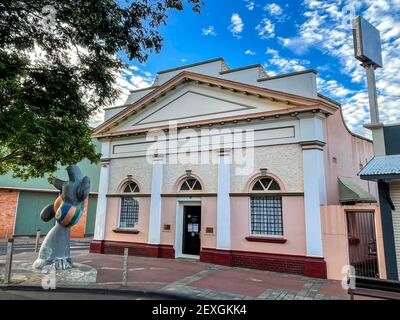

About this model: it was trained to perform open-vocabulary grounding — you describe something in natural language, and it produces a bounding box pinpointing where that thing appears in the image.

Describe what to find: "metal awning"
[338,177,377,204]
[358,155,400,181]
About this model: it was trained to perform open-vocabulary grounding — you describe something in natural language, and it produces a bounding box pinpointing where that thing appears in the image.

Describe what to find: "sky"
[101,0,400,137]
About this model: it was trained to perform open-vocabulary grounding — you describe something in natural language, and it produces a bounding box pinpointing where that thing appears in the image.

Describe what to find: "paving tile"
[190,268,304,297]
[317,282,348,299]
[5,251,350,301]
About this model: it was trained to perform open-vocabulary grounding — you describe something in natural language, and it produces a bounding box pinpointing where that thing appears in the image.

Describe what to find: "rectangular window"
[250,196,283,236]
[119,197,139,228]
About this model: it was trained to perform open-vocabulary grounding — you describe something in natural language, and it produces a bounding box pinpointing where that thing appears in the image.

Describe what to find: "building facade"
[90,58,384,280]
[0,140,101,239]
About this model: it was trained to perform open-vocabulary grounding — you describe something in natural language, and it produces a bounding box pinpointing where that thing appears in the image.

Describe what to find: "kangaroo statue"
[33,165,90,270]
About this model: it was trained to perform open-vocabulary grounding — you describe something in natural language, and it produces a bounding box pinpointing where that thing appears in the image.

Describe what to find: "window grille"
[119,181,140,228]
[250,177,283,236]
[119,197,139,228]
[250,196,283,236]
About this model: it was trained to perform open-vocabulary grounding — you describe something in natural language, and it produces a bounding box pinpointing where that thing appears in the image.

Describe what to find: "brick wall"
[200,248,327,279]
[91,239,175,258]
[231,252,305,275]
[0,189,19,239]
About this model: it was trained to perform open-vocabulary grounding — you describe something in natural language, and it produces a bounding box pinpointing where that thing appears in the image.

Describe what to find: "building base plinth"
[200,248,327,279]
[89,240,104,254]
[90,240,174,258]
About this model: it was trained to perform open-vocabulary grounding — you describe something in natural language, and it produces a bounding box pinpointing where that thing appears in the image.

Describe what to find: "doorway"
[346,211,379,278]
[182,206,201,256]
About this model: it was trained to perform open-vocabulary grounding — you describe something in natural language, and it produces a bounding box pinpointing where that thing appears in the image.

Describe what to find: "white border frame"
[175,197,201,259]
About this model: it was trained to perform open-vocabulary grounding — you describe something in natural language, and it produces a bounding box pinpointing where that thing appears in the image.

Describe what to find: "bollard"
[4,238,14,284]
[34,229,41,252]
[4,227,8,241]
[122,248,128,287]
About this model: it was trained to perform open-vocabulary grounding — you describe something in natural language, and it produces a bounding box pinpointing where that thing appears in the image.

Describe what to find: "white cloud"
[245,1,255,11]
[245,49,256,55]
[129,65,140,71]
[317,77,355,98]
[229,13,244,38]
[142,71,152,78]
[202,26,217,36]
[256,18,275,39]
[265,48,309,73]
[89,65,153,127]
[294,0,400,136]
[264,3,283,16]
[278,36,310,55]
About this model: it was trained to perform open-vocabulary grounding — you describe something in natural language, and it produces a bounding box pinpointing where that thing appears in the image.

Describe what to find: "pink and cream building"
[90,58,385,280]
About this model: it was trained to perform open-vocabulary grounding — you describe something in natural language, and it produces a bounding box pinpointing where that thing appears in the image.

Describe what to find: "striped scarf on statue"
[54,196,88,227]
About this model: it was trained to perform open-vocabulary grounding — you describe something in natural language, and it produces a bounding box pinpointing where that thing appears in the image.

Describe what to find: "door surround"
[175,198,201,259]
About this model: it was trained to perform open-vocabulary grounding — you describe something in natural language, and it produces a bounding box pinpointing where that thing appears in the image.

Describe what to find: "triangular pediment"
[135,90,255,125]
[111,83,287,133]
[93,71,339,138]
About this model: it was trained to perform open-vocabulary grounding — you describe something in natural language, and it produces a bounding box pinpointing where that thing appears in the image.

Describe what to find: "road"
[0,240,90,256]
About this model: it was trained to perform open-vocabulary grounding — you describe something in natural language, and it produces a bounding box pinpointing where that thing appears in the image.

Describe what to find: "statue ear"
[77,176,91,202]
[67,165,83,182]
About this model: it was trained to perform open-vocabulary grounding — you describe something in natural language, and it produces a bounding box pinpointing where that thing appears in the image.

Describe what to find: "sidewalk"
[1,250,357,300]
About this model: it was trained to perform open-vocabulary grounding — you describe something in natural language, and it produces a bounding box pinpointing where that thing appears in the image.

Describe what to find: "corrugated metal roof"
[359,155,400,179]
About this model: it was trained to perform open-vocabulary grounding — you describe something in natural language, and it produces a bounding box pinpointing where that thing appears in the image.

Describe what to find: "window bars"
[120,181,140,228]
[119,197,139,228]
[250,196,283,236]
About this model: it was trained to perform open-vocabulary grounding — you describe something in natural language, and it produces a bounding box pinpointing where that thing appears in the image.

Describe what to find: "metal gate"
[346,211,379,278]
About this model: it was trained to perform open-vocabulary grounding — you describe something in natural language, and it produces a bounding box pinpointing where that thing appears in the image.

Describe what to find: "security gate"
[346,211,379,278]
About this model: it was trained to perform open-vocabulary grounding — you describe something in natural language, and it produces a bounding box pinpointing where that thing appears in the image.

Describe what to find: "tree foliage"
[0,0,202,179]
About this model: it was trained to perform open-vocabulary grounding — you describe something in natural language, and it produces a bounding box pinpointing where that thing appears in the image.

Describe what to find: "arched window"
[122,181,140,193]
[179,178,202,191]
[250,177,283,236]
[119,181,140,229]
[251,177,281,191]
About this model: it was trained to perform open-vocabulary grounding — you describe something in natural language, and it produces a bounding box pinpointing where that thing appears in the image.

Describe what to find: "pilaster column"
[91,140,111,253]
[299,114,327,258]
[148,157,164,244]
[216,150,231,250]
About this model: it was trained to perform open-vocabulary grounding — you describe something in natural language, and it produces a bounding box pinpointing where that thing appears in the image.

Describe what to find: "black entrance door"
[182,206,201,255]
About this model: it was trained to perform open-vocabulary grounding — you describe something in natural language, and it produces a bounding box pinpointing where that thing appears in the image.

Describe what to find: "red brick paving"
[75,254,207,292]
[191,269,305,297]
[317,283,348,298]
[7,251,353,299]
